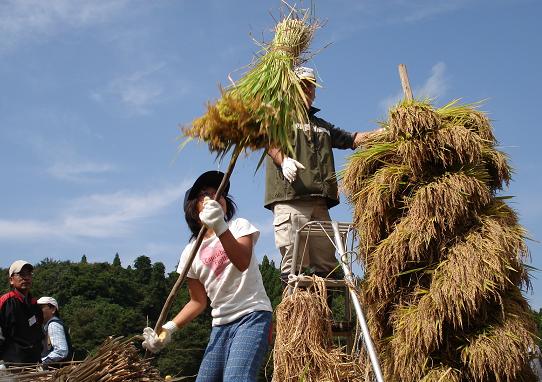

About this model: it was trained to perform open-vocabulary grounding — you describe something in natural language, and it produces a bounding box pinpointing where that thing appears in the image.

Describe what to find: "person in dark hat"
[142,171,272,381]
[0,260,43,364]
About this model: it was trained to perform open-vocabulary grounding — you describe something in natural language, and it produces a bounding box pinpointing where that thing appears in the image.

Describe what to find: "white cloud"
[0,183,187,240]
[379,62,448,111]
[0,220,53,238]
[322,0,472,41]
[92,63,167,115]
[0,0,129,51]
[47,161,116,182]
[394,1,467,23]
[416,62,448,100]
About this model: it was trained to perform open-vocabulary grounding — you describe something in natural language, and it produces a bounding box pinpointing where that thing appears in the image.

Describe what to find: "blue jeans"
[196,310,272,382]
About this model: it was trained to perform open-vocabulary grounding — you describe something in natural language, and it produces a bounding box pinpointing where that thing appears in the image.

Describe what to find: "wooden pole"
[398,64,414,100]
[153,145,243,333]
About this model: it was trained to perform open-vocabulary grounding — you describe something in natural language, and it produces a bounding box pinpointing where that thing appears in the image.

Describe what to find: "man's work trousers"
[272,198,337,276]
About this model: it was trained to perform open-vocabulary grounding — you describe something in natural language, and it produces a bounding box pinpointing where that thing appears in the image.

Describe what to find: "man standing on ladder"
[265,66,375,286]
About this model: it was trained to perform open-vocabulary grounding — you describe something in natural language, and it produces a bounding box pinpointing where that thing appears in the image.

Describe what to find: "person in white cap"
[0,260,43,363]
[37,296,72,364]
[265,66,377,285]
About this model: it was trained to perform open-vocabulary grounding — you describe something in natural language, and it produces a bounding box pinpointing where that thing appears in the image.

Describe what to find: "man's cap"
[9,260,33,277]
[294,66,316,82]
[183,171,230,212]
[37,296,59,310]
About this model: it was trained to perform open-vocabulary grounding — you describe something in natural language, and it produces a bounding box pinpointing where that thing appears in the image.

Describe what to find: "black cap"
[183,171,230,212]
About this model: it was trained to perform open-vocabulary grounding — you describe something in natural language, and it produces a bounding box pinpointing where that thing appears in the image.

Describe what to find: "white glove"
[281,156,305,183]
[199,199,229,236]
[142,321,178,354]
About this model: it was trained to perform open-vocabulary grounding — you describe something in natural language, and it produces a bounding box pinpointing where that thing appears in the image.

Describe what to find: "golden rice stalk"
[389,296,438,377]
[460,289,537,382]
[429,205,529,328]
[361,171,491,300]
[437,99,496,143]
[348,164,411,251]
[185,6,317,156]
[405,170,492,237]
[419,366,462,382]
[273,277,365,381]
[362,220,423,300]
[483,146,513,189]
[271,18,313,56]
[187,91,272,153]
[360,295,392,346]
[388,99,441,139]
[396,124,485,176]
[341,141,399,193]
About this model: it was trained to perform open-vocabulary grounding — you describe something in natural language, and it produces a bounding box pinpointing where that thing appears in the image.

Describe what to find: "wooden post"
[398,64,414,100]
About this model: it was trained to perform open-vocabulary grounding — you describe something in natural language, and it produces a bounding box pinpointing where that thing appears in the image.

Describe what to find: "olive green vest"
[264,107,354,210]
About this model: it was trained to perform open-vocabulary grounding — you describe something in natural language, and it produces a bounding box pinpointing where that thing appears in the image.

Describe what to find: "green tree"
[154,271,212,378]
[259,255,282,308]
[63,296,145,358]
[112,253,121,267]
[134,255,152,284]
[141,262,168,322]
[2,255,277,379]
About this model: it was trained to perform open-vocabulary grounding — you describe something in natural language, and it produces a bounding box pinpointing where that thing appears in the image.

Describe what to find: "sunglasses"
[13,271,33,278]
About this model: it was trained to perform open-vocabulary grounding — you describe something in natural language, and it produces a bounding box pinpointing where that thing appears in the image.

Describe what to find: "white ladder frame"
[287,220,385,382]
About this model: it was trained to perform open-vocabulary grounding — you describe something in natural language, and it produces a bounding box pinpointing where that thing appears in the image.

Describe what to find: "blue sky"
[1,0,541,307]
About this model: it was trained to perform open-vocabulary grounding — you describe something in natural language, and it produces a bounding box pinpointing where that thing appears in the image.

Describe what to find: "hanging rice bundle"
[341,99,537,381]
[185,7,317,156]
[273,277,365,382]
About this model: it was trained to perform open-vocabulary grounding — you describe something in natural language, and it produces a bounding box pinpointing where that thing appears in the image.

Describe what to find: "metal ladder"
[287,220,385,382]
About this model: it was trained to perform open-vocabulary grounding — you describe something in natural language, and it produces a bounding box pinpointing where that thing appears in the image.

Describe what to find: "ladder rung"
[288,275,347,288]
[296,221,354,236]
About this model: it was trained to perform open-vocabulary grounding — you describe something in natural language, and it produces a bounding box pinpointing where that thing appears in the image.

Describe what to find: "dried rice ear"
[273,276,365,381]
[184,6,318,157]
[388,100,441,140]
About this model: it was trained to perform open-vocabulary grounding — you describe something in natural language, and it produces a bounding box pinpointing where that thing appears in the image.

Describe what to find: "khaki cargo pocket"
[273,212,292,248]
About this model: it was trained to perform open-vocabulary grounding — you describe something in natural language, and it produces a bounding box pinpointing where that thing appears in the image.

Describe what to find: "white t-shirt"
[177,218,272,326]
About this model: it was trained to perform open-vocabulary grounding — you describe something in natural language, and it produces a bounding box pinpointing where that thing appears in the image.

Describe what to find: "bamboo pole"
[398,64,413,101]
[153,145,243,333]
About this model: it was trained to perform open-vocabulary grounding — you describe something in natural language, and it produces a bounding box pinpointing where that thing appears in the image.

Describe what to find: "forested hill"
[1,255,283,378]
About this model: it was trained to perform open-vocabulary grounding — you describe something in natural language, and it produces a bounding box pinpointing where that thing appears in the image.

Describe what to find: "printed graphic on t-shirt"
[199,241,230,279]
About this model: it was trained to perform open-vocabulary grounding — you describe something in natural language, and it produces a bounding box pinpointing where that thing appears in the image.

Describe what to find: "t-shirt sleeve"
[231,218,260,245]
[176,243,198,279]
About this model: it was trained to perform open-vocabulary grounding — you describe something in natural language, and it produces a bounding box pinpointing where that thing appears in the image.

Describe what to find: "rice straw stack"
[185,6,317,156]
[0,338,163,381]
[52,336,163,381]
[341,99,538,381]
[273,277,365,382]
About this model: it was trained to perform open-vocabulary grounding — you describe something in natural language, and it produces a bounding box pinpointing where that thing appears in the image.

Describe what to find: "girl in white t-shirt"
[143,170,272,382]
